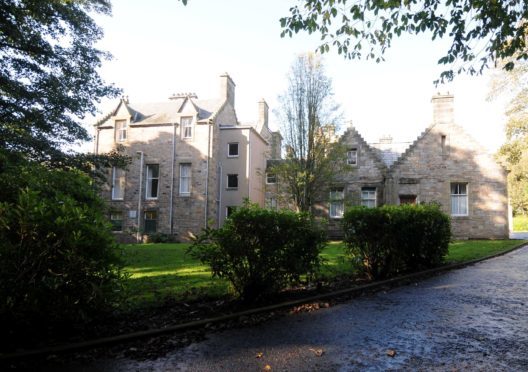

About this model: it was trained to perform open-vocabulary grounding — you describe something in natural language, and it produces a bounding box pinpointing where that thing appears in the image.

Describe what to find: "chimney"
[258,99,269,129]
[270,131,283,159]
[431,93,454,125]
[219,73,235,107]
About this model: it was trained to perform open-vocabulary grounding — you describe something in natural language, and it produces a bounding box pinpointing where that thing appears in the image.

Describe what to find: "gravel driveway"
[85,245,528,371]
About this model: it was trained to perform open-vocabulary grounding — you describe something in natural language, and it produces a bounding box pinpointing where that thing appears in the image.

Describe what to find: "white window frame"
[361,187,377,208]
[146,164,159,200]
[347,148,358,166]
[111,166,125,200]
[266,173,277,184]
[115,120,127,142]
[227,142,239,157]
[181,116,193,139]
[227,174,238,189]
[451,183,468,216]
[179,163,191,196]
[329,187,345,218]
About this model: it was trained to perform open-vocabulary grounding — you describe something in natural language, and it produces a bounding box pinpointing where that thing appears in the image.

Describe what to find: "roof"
[94,96,225,127]
[369,141,413,168]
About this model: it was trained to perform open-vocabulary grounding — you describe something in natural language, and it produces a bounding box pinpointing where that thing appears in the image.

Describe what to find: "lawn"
[122,239,526,307]
[513,215,528,232]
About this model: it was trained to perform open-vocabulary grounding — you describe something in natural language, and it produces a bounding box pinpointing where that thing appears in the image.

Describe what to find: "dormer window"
[115,120,127,142]
[181,117,193,139]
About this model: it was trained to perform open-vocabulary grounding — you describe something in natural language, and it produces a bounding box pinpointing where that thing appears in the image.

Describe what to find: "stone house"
[276,94,510,239]
[94,73,281,241]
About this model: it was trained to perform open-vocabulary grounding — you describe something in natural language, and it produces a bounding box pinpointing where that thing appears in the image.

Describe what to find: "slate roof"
[369,141,413,168]
[94,97,224,126]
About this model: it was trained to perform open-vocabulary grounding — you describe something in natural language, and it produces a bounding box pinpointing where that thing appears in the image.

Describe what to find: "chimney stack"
[431,93,454,125]
[270,131,283,159]
[219,73,235,107]
[258,99,269,129]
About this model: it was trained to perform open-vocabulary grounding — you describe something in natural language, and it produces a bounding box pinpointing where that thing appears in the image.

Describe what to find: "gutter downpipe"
[248,129,251,201]
[136,151,144,243]
[204,119,212,229]
[169,122,176,235]
[217,162,222,228]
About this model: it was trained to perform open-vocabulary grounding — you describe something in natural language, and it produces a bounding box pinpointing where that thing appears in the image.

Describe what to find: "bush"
[188,203,327,302]
[147,232,178,243]
[342,204,451,280]
[0,160,125,346]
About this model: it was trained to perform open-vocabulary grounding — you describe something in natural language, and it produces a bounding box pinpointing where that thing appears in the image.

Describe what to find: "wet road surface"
[94,246,528,371]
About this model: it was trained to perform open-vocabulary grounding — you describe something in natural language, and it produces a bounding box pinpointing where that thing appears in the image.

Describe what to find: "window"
[144,211,157,233]
[329,187,344,218]
[227,174,238,189]
[115,120,127,142]
[111,167,125,200]
[347,148,358,165]
[266,173,276,184]
[361,187,377,208]
[228,143,239,157]
[181,116,193,139]
[265,197,277,210]
[110,212,123,231]
[451,183,468,216]
[146,164,159,199]
[179,163,191,195]
[399,195,417,205]
[226,206,237,217]
[441,135,447,155]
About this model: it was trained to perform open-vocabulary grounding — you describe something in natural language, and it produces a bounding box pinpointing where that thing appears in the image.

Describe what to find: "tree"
[273,53,344,213]
[489,59,528,215]
[0,0,119,163]
[280,0,528,82]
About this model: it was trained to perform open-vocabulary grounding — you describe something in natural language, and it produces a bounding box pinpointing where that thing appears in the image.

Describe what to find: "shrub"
[188,203,327,302]
[147,232,178,243]
[342,204,451,280]
[0,161,125,347]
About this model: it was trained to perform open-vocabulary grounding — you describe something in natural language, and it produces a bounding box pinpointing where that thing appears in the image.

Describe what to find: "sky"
[84,0,510,153]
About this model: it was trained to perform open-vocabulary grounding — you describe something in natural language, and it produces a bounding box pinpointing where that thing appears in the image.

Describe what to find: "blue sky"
[87,0,508,152]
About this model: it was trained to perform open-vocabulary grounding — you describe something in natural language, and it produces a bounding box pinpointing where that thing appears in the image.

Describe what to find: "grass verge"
[122,239,526,308]
[514,215,528,232]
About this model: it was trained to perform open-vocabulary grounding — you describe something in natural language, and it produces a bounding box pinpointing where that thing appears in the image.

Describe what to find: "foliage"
[188,203,327,302]
[0,160,125,345]
[0,0,120,163]
[147,232,178,243]
[489,59,528,215]
[272,53,344,212]
[280,0,528,83]
[120,239,522,308]
[342,204,451,280]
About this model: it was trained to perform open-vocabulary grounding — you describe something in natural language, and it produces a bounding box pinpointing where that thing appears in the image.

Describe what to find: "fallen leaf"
[263,364,272,371]
[386,349,396,357]
[309,348,325,357]
[256,352,263,359]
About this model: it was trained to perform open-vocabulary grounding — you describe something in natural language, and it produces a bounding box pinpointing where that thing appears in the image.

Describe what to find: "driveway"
[89,245,528,371]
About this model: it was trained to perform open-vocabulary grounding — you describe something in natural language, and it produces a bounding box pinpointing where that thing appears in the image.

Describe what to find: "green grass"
[122,243,229,307]
[513,215,528,232]
[444,240,525,263]
[122,239,526,307]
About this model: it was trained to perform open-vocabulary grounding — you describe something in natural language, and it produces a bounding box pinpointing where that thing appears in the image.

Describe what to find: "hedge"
[342,204,451,280]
